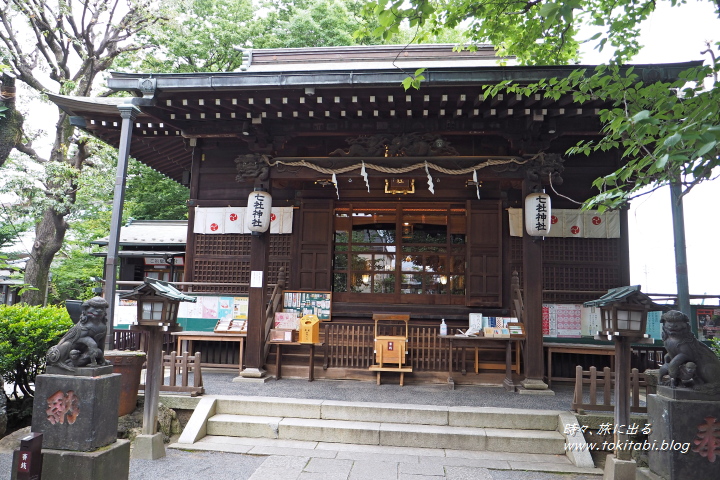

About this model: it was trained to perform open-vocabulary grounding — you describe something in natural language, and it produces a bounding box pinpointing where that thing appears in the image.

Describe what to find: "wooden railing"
[262,267,286,364]
[322,324,511,372]
[139,351,204,396]
[572,366,650,414]
[113,329,173,353]
[511,270,523,323]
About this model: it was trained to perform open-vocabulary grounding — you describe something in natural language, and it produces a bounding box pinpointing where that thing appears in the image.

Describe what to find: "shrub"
[711,337,720,360]
[0,304,73,400]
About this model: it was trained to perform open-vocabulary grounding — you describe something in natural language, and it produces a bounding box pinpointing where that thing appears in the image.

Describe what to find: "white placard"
[250,270,263,288]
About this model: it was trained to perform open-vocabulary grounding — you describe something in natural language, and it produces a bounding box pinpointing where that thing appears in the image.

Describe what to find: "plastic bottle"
[440,318,448,336]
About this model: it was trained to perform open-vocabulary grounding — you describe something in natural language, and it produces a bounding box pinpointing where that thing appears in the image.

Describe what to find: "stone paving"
[1,372,604,479]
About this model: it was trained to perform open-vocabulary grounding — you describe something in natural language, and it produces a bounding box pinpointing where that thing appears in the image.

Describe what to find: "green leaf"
[696,141,717,157]
[378,10,395,27]
[663,133,682,147]
[631,110,651,123]
[654,154,669,170]
[538,3,560,17]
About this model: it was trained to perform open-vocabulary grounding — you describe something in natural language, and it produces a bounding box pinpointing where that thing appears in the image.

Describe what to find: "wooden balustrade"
[322,324,514,373]
[572,365,649,414]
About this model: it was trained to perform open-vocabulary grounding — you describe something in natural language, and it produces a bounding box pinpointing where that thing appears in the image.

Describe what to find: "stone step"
[212,395,561,430]
[205,414,566,454]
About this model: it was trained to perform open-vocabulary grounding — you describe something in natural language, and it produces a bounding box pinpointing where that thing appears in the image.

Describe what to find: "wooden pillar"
[104,104,140,350]
[183,146,202,286]
[619,207,631,286]
[240,183,271,378]
[521,179,548,389]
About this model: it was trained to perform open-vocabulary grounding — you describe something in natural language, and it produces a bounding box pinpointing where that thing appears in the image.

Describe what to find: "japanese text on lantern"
[535,195,548,231]
[251,193,266,227]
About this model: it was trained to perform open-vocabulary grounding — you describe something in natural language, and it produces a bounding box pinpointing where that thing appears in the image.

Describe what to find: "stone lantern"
[586,285,656,339]
[120,278,196,459]
[584,285,664,480]
[121,277,196,329]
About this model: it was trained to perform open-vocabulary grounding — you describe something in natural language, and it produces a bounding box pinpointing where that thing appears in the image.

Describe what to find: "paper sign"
[250,270,263,288]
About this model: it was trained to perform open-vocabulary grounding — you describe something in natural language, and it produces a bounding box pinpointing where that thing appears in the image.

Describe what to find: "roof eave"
[107,61,703,94]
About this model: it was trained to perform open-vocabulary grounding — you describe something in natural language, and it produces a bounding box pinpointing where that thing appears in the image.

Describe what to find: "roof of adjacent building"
[92,219,188,246]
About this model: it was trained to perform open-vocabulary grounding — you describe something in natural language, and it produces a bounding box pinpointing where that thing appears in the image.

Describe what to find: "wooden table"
[439,335,524,391]
[269,341,323,381]
[544,343,615,387]
[172,331,246,375]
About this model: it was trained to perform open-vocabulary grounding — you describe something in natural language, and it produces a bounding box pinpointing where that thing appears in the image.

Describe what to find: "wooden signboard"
[282,291,332,321]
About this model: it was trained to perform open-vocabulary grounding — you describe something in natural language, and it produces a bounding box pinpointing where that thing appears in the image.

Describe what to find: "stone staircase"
[173,395,595,468]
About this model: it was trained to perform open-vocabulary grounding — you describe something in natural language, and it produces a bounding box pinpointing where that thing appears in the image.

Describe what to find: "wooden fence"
[572,365,650,414]
[139,351,204,396]
[322,323,513,373]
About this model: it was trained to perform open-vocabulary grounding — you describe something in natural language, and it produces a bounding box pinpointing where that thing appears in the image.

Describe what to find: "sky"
[578,1,720,299]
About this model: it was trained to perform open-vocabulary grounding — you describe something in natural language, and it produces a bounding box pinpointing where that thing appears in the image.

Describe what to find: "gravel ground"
[198,370,578,411]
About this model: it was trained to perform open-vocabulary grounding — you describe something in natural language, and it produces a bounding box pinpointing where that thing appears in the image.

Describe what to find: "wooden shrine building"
[48,44,694,388]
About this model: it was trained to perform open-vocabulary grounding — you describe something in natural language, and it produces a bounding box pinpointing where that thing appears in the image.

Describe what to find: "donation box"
[299,315,320,344]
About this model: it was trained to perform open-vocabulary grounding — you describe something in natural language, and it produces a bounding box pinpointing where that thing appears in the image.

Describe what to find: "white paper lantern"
[245,190,272,234]
[525,192,552,236]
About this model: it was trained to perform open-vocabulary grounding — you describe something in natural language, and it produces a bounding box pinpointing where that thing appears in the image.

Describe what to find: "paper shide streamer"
[332,172,339,199]
[361,161,370,193]
[425,162,434,194]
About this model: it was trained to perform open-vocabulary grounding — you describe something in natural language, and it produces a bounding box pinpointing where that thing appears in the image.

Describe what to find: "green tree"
[0,73,21,169]
[1,140,188,304]
[124,161,189,220]
[360,0,720,208]
[125,0,379,74]
[0,0,165,304]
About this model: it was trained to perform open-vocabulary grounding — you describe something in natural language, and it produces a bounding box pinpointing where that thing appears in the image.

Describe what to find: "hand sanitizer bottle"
[440,318,448,336]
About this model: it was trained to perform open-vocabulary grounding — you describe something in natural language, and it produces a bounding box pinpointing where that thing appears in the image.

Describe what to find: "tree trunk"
[0,74,23,168]
[21,209,67,305]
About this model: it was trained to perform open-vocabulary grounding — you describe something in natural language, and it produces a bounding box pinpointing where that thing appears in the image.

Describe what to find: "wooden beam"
[522,178,547,388]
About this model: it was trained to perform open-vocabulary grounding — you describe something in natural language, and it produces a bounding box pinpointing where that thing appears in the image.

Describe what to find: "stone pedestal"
[31,368,121,451]
[647,388,720,480]
[37,440,130,480]
[26,367,129,479]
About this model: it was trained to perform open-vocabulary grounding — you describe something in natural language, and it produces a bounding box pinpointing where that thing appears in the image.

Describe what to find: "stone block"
[448,406,558,430]
[39,439,130,480]
[280,418,380,445]
[216,396,322,419]
[647,392,720,480]
[603,454,636,480]
[31,372,121,451]
[484,428,565,454]
[322,401,448,426]
[131,433,165,460]
[380,423,486,450]
[207,414,281,438]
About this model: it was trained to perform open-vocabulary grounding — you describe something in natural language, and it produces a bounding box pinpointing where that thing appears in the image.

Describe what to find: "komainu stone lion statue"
[47,297,111,371]
[658,310,720,391]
